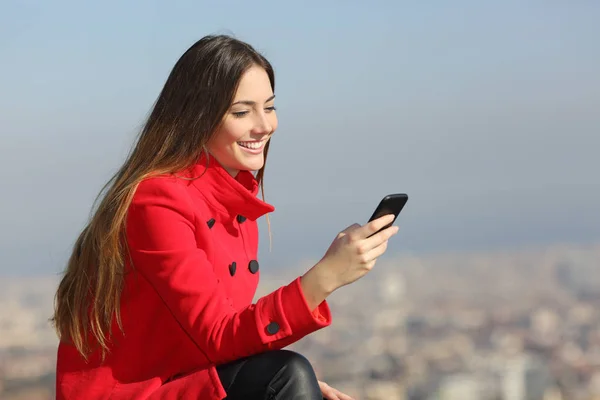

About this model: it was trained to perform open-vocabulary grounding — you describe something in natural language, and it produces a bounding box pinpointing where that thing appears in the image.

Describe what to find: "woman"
[52,35,399,400]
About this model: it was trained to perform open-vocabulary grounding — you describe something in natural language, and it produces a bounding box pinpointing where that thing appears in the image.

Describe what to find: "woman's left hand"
[319,380,355,400]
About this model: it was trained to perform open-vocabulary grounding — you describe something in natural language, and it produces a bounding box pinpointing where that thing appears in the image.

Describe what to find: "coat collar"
[188,153,275,222]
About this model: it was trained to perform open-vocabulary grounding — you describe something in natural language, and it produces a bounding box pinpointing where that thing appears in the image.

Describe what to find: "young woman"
[52,35,399,400]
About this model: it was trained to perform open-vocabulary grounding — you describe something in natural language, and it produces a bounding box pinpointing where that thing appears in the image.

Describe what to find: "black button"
[237,215,246,223]
[229,262,237,277]
[248,260,259,274]
[266,321,280,335]
[207,218,216,229]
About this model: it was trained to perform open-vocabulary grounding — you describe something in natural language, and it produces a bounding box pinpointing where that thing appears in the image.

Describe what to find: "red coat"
[56,154,332,399]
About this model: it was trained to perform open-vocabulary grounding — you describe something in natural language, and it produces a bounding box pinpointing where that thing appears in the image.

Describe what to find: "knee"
[275,350,318,383]
[265,350,322,399]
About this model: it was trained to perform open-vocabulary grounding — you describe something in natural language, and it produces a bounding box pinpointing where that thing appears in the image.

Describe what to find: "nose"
[252,111,273,135]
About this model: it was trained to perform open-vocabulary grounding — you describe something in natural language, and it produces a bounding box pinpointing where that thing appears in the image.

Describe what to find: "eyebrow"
[232,95,276,106]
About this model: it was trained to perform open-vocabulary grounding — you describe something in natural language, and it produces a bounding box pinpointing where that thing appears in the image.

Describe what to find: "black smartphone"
[367,193,408,236]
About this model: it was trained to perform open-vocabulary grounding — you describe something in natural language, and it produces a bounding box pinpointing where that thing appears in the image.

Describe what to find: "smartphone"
[367,193,408,236]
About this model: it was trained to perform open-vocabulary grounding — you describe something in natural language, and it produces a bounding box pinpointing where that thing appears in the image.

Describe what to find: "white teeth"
[238,141,263,149]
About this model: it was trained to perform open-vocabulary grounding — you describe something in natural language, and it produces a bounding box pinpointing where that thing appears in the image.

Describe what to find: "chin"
[236,154,265,172]
[241,161,265,172]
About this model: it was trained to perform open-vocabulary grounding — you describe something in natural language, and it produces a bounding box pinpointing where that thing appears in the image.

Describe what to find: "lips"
[236,140,267,154]
[237,141,264,150]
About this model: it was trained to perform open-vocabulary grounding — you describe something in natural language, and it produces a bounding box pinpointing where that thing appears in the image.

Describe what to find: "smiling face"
[207,65,278,176]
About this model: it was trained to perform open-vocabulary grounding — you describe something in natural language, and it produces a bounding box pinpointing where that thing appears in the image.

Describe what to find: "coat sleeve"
[126,177,332,365]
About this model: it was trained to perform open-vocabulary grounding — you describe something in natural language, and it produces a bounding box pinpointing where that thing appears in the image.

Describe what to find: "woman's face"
[208,65,278,176]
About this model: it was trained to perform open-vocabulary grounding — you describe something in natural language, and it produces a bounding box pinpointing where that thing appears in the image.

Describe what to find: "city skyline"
[2,240,600,399]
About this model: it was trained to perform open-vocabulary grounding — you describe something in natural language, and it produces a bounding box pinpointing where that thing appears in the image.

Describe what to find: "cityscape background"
[1,1,599,399]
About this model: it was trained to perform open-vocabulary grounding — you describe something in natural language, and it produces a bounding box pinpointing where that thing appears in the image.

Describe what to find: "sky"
[1,1,599,275]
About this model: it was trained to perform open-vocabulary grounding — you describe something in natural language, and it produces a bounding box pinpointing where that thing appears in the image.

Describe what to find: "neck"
[207,151,239,177]
[223,166,240,178]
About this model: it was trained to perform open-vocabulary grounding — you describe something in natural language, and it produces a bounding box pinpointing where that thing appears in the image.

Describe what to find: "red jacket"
[56,154,332,399]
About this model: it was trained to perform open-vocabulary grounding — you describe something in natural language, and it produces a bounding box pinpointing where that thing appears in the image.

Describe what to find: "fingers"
[331,386,354,400]
[351,225,397,262]
[363,224,399,249]
[324,391,339,400]
[319,381,355,400]
[353,214,395,240]
[359,239,389,265]
[320,381,351,400]
[319,381,339,400]
[336,390,354,400]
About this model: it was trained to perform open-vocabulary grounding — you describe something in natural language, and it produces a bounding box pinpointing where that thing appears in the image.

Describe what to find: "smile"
[237,140,266,153]
[237,141,264,149]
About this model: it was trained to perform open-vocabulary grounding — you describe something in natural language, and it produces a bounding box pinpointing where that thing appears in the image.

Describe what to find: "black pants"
[216,350,323,400]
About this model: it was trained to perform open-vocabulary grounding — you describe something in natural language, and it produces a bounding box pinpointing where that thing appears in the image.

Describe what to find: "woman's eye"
[265,106,277,112]
[232,111,249,118]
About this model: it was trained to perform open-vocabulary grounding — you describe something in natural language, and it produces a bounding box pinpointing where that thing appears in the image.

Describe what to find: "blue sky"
[1,1,599,275]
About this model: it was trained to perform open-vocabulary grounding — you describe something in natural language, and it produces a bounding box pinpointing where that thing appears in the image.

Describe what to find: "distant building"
[501,355,552,400]
[438,374,486,400]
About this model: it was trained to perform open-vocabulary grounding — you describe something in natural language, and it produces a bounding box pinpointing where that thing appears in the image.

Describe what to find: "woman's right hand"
[300,214,399,310]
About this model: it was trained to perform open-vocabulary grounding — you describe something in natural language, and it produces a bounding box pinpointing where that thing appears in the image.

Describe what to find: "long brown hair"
[51,35,275,360]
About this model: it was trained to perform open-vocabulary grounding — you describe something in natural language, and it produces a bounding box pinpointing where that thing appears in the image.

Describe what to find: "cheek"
[208,131,235,156]
[215,123,246,147]
[222,129,243,145]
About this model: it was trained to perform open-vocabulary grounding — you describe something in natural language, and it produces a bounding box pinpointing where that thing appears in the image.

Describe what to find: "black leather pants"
[216,350,323,400]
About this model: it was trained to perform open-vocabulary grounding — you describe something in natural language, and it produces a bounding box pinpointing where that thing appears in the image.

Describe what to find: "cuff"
[254,277,332,344]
